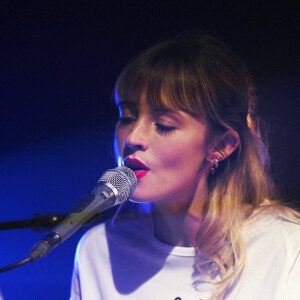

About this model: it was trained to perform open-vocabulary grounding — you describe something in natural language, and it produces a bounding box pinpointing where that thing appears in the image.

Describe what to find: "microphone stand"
[0,212,102,273]
[0,213,65,233]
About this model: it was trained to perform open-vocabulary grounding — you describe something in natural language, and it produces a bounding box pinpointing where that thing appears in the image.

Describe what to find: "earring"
[218,150,227,160]
[210,159,219,175]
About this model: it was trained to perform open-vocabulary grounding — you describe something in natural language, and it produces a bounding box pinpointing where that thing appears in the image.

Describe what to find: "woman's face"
[115,96,211,211]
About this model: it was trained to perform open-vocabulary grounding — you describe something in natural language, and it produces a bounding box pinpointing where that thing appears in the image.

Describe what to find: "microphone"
[28,166,137,262]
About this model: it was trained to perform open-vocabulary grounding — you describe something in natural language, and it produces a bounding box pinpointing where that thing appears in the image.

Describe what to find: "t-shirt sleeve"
[284,250,300,300]
[70,248,81,300]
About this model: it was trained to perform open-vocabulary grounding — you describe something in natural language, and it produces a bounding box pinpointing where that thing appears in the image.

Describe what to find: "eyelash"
[119,117,176,135]
[155,123,176,135]
[119,117,136,125]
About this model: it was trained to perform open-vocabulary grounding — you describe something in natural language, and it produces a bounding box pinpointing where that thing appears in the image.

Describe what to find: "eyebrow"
[151,106,176,113]
[118,101,200,123]
[151,107,186,124]
[154,106,205,124]
[118,101,175,114]
[118,101,137,108]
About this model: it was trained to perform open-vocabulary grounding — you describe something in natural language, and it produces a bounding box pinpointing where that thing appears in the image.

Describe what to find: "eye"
[118,104,137,126]
[118,116,136,126]
[155,123,176,135]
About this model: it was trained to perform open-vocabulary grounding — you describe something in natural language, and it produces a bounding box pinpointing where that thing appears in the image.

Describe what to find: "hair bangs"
[115,49,206,118]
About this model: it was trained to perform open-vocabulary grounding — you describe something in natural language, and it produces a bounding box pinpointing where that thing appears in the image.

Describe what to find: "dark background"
[0,1,299,299]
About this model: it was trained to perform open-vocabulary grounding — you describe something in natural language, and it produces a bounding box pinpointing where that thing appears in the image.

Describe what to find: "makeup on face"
[124,157,149,179]
[115,99,210,207]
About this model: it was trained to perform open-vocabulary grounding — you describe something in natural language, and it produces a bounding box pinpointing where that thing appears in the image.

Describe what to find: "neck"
[153,210,203,247]
[152,180,208,247]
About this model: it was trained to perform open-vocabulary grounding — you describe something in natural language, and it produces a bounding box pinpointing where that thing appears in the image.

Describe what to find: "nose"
[124,118,149,152]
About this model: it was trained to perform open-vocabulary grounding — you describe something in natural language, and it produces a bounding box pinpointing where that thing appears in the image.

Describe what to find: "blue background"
[0,128,116,299]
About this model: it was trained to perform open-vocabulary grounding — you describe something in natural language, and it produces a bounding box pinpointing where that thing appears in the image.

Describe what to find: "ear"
[206,130,240,162]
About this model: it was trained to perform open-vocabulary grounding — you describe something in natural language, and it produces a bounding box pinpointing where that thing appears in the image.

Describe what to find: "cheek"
[159,147,184,167]
[160,136,207,166]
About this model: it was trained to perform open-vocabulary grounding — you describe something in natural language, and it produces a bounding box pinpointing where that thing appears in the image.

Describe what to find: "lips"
[124,158,149,179]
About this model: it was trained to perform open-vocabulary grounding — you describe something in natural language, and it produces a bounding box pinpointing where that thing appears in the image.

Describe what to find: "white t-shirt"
[70,210,300,300]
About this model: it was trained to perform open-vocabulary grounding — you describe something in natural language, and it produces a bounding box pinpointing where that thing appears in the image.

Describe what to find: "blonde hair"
[114,33,300,299]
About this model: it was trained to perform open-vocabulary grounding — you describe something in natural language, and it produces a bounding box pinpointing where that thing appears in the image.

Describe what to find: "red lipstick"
[133,170,148,180]
[124,158,149,179]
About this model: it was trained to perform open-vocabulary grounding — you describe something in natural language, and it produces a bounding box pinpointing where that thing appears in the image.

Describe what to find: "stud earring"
[210,159,219,175]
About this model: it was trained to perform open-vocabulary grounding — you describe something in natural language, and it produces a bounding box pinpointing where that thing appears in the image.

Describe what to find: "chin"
[130,187,157,203]
[130,194,154,204]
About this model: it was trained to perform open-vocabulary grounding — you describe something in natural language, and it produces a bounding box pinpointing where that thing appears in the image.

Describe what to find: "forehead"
[115,89,170,108]
[118,100,178,117]
[115,89,201,119]
[116,97,206,128]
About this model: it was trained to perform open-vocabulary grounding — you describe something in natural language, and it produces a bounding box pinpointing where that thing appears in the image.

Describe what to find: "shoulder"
[76,211,154,255]
[244,208,300,263]
[75,222,108,258]
[234,207,300,299]
[245,208,300,239]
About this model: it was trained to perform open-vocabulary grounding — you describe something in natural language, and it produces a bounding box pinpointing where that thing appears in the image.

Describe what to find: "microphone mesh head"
[98,166,137,204]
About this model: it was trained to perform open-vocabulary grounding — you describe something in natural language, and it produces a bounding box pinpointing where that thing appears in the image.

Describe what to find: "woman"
[71,34,300,299]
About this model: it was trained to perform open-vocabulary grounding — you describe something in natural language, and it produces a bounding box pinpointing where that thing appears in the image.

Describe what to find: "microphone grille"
[98,166,137,204]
